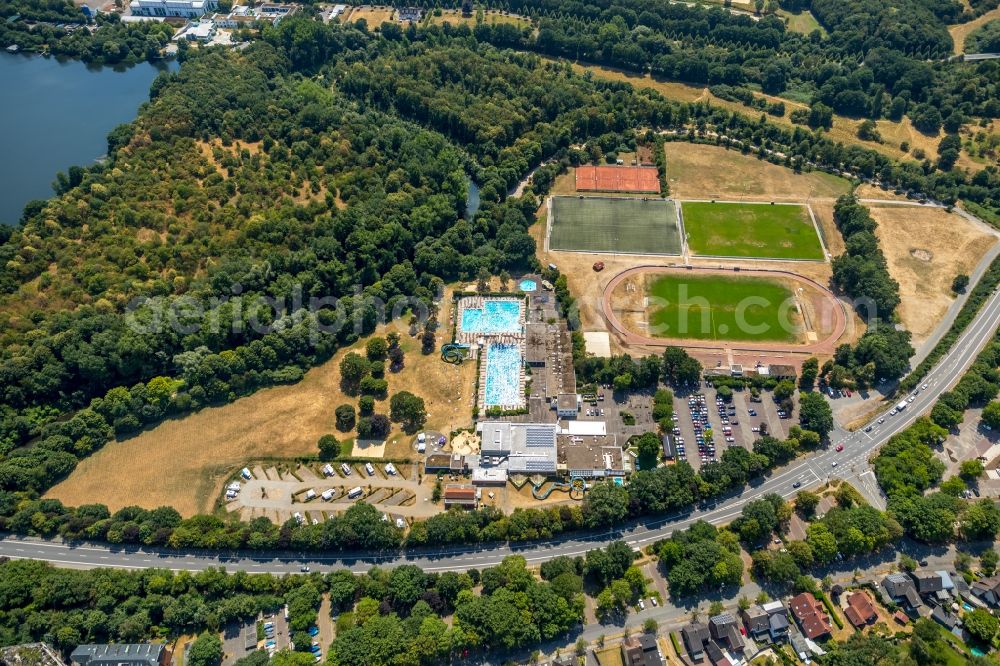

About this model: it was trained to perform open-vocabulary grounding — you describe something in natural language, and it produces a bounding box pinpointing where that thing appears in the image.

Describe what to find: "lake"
[0,53,174,225]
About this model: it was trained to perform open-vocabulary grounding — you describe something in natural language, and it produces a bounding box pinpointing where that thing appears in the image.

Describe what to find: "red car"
[835,444,844,452]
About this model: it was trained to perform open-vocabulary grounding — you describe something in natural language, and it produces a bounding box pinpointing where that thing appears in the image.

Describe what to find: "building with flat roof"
[471,467,507,486]
[558,434,624,478]
[479,421,557,474]
[130,0,217,18]
[556,393,578,418]
[70,645,166,666]
[424,453,466,474]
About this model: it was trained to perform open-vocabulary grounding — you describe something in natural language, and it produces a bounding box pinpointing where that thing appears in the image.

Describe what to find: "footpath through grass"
[647,273,798,342]
[683,201,825,260]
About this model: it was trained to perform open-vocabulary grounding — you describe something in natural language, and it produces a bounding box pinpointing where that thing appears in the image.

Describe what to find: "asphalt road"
[1,291,999,575]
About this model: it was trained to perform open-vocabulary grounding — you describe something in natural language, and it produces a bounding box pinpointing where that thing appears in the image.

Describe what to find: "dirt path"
[950,7,1000,54]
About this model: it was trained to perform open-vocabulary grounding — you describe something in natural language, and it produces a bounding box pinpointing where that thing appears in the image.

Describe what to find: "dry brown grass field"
[427,9,531,28]
[950,7,1000,53]
[341,5,396,25]
[663,142,851,200]
[46,290,477,515]
[869,203,997,344]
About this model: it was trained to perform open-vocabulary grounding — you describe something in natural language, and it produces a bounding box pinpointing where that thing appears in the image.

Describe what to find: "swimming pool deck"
[455,296,529,411]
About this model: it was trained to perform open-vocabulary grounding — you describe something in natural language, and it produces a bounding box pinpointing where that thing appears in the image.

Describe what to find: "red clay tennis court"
[575,165,660,193]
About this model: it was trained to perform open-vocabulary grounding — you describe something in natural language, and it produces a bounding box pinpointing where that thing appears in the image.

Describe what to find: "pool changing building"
[476,422,558,481]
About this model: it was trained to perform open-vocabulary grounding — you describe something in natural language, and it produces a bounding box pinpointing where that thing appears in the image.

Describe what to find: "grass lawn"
[549,196,681,255]
[647,273,798,342]
[778,9,825,35]
[682,201,824,260]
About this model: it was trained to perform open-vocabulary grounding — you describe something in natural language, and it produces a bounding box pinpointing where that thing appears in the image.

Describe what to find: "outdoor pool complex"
[460,299,522,334]
[483,343,523,407]
[518,279,537,292]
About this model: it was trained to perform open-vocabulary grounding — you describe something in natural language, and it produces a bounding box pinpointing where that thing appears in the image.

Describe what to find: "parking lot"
[666,384,798,470]
[577,382,797,471]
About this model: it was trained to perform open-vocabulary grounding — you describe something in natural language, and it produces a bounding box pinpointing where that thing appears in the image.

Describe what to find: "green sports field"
[549,196,681,255]
[647,273,799,342]
[682,202,825,260]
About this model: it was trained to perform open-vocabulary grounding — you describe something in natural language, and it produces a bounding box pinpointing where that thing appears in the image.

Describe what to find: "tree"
[965,608,998,643]
[799,358,818,390]
[366,337,388,361]
[795,490,820,517]
[643,618,658,634]
[952,274,970,293]
[983,400,1000,429]
[318,434,339,460]
[188,634,223,666]
[961,500,1000,541]
[359,396,375,416]
[634,432,661,470]
[981,548,998,576]
[335,404,356,432]
[357,414,391,439]
[340,352,370,391]
[857,119,881,142]
[773,380,795,402]
[961,459,985,481]
[798,391,833,440]
[583,482,629,527]
[389,391,427,432]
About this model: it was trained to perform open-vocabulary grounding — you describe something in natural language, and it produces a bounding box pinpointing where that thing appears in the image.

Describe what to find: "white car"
[831,461,838,467]
[638,600,645,610]
[922,383,929,390]
[651,598,658,607]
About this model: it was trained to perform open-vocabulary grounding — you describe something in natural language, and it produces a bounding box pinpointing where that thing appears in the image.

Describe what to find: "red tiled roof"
[846,592,877,625]
[789,593,832,639]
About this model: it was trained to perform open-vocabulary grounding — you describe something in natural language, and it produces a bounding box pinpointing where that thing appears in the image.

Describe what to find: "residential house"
[789,592,832,640]
[621,634,663,666]
[70,646,166,666]
[741,605,770,641]
[931,606,960,632]
[681,623,711,660]
[971,575,1000,607]
[910,571,944,597]
[762,600,790,641]
[709,613,745,653]
[881,572,924,612]
[844,591,877,628]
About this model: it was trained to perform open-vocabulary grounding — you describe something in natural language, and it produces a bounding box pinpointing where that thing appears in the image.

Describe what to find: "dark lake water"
[0,53,174,225]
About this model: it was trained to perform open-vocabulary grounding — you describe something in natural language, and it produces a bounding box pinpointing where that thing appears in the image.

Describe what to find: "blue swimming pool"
[483,343,523,407]
[460,300,522,334]
[519,279,537,292]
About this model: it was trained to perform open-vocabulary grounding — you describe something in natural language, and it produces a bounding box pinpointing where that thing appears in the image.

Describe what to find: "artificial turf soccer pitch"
[646,273,799,342]
[548,196,681,255]
[682,201,825,260]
